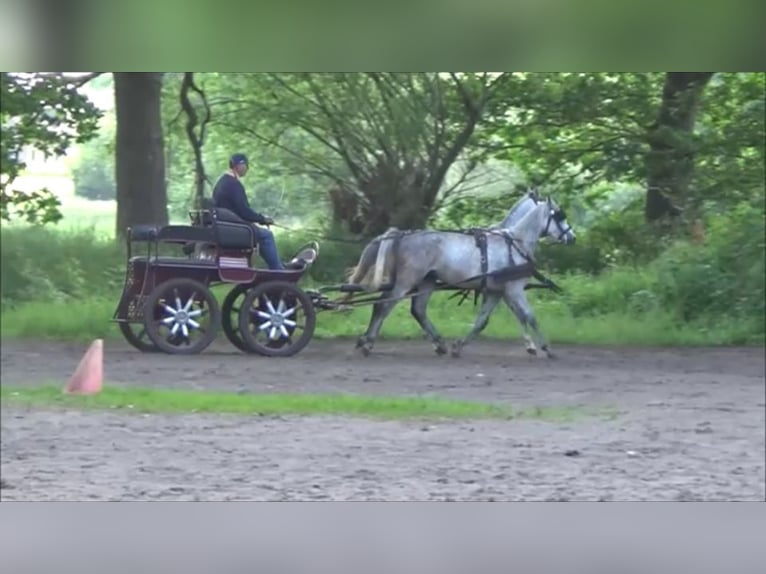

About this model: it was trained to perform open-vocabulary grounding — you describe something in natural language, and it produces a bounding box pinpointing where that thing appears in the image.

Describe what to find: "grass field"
[2,290,759,347]
[0,384,600,422]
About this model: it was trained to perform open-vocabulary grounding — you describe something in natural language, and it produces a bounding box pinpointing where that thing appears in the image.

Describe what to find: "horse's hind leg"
[355,287,408,356]
[450,292,501,358]
[410,284,447,355]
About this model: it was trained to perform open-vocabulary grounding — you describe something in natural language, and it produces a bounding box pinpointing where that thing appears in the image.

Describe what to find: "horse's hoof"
[434,342,448,356]
[542,345,556,359]
[354,338,373,356]
[526,346,537,356]
[450,342,463,358]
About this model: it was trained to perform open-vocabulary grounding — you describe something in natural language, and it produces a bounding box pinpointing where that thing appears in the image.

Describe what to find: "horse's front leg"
[503,287,554,359]
[503,283,538,355]
[451,291,501,358]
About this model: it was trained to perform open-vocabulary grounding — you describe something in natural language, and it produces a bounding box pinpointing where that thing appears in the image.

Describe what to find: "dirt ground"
[1,337,764,501]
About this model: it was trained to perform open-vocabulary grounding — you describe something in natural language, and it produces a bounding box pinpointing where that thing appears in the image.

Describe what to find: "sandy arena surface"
[1,337,764,501]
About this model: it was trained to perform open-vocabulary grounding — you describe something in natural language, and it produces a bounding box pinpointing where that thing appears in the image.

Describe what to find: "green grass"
[3,196,118,238]
[0,384,598,422]
[1,290,761,347]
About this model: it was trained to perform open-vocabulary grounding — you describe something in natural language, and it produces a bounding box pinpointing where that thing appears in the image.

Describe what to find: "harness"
[451,227,543,305]
[449,205,571,303]
[372,224,562,307]
[464,227,534,284]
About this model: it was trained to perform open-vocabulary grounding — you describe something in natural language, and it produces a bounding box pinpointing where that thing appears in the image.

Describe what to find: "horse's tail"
[345,227,399,292]
[344,241,380,288]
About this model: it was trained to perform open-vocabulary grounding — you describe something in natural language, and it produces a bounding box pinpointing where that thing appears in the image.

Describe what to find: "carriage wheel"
[118,321,160,353]
[238,281,316,357]
[221,284,254,353]
[143,278,221,355]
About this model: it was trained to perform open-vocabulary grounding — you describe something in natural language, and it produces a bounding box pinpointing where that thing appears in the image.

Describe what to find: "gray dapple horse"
[338,189,542,348]
[345,194,576,358]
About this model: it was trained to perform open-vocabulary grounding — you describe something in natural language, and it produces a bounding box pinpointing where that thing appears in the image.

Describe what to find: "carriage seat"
[145,222,254,251]
[129,224,161,241]
[181,197,260,252]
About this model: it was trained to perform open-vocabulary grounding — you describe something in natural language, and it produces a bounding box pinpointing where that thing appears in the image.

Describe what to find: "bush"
[552,267,660,317]
[652,201,765,330]
[0,226,125,308]
[0,225,363,308]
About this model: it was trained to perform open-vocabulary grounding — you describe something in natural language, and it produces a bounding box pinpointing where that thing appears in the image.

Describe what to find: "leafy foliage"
[181,72,512,236]
[474,72,765,221]
[71,110,117,200]
[1,73,102,223]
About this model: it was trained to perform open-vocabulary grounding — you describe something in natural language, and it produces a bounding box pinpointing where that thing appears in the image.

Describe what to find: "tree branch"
[179,72,212,206]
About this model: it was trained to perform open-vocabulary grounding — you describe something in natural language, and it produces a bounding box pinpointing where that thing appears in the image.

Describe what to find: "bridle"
[542,205,573,242]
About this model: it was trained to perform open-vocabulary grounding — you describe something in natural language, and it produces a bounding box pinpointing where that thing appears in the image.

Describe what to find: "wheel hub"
[254,296,297,341]
[161,295,203,339]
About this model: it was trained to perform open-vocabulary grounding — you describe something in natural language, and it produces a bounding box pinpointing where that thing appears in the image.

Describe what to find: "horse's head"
[541,196,576,245]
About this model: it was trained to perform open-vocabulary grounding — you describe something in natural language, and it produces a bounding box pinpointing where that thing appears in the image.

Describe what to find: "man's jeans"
[254,226,284,270]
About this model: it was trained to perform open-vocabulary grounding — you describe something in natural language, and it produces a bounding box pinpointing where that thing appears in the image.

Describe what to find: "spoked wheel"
[118,321,160,353]
[143,278,221,355]
[238,281,316,357]
[221,284,254,353]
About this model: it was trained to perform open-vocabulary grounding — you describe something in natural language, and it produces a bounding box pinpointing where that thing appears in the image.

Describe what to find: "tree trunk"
[645,72,714,222]
[114,72,168,237]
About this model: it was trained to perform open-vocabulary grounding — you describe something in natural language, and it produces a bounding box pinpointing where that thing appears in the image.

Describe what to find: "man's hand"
[261,215,275,226]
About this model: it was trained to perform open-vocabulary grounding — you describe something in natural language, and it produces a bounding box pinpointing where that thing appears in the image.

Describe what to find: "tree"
[178,72,211,209]
[475,73,663,212]
[475,72,744,223]
[209,72,512,236]
[113,72,168,237]
[645,72,714,221]
[1,72,101,223]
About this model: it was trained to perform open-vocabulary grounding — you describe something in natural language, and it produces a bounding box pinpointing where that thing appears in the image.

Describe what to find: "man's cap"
[230,153,248,166]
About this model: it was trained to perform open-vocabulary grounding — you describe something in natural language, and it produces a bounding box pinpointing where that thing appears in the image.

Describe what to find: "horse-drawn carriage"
[112,200,325,357]
[113,190,575,359]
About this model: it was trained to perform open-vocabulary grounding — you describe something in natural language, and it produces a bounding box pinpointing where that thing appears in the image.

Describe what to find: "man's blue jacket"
[212,173,269,225]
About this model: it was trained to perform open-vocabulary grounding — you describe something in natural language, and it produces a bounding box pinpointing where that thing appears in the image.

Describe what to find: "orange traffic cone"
[64,339,104,395]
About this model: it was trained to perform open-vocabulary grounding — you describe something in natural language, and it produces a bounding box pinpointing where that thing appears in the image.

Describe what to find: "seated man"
[212,153,284,270]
